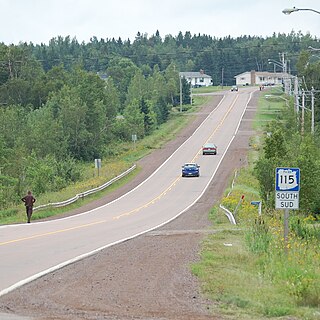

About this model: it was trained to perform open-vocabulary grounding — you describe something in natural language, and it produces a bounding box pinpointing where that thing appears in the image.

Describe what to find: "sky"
[1,0,320,45]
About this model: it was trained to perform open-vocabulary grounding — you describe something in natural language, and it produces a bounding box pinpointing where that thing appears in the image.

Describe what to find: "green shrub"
[0,208,19,218]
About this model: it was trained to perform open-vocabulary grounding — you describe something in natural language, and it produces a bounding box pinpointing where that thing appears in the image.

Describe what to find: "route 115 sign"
[275,168,300,191]
[275,167,300,209]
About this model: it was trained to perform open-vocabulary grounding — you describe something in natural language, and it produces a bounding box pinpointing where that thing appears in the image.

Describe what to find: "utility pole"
[311,87,315,134]
[221,67,224,88]
[294,76,299,113]
[301,89,305,135]
[280,52,287,73]
[179,76,182,113]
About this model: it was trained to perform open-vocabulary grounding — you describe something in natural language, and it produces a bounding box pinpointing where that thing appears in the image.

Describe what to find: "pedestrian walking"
[21,190,36,223]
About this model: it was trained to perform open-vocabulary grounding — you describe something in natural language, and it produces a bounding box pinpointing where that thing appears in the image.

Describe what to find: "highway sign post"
[275,167,300,253]
[250,201,262,215]
[132,134,137,149]
[95,158,102,177]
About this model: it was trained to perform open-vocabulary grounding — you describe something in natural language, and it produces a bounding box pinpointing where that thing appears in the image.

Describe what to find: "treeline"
[0,52,186,208]
[2,30,319,86]
[0,30,319,210]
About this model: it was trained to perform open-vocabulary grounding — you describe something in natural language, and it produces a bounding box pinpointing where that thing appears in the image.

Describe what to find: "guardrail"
[219,204,236,225]
[33,164,136,211]
[219,170,238,225]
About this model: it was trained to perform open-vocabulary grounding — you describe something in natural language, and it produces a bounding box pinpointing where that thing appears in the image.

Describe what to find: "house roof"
[179,72,212,78]
[255,71,290,77]
[234,71,291,78]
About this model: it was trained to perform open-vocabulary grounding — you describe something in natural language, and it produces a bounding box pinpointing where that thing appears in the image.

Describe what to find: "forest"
[0,30,320,211]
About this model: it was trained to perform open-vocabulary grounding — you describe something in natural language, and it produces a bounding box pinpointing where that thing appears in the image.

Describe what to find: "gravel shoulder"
[0,92,259,320]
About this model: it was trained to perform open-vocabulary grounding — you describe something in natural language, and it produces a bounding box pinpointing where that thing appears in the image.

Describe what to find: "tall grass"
[194,165,320,319]
[192,89,320,319]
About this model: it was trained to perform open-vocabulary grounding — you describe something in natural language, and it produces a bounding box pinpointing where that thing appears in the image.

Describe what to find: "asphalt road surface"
[0,87,258,311]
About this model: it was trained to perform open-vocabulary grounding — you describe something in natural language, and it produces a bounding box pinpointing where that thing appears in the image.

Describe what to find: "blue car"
[182,163,200,177]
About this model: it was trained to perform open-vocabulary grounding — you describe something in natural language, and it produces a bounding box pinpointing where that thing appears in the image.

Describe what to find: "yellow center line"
[0,220,106,246]
[113,176,180,220]
[192,94,239,162]
[114,95,239,218]
[1,95,240,246]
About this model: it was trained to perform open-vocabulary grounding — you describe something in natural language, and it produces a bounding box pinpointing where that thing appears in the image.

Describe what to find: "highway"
[0,86,258,296]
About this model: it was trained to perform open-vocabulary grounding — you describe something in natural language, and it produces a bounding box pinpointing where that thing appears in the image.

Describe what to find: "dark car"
[182,163,200,177]
[202,143,217,155]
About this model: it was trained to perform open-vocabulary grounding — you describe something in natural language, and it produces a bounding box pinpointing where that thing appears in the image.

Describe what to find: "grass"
[252,88,288,129]
[193,172,320,319]
[192,90,320,319]
[192,85,227,94]
[192,228,295,319]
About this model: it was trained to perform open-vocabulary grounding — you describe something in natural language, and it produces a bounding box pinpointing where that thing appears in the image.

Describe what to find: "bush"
[0,208,19,218]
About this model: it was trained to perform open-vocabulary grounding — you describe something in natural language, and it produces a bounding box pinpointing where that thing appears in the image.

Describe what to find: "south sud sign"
[275,167,300,210]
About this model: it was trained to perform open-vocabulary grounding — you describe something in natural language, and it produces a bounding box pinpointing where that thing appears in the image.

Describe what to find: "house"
[234,70,291,86]
[179,70,213,87]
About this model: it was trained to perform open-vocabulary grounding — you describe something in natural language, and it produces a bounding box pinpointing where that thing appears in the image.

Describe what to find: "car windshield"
[184,164,197,168]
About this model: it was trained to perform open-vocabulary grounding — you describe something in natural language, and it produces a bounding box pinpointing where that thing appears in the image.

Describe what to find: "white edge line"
[1,94,227,229]
[0,91,254,296]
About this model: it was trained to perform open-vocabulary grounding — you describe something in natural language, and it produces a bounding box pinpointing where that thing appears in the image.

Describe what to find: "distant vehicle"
[202,143,217,155]
[181,163,200,177]
[231,85,238,91]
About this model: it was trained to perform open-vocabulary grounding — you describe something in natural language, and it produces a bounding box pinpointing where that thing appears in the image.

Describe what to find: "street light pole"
[282,7,318,135]
[311,87,315,134]
[268,55,287,73]
[282,7,320,15]
[268,57,290,95]
[309,46,320,51]
[301,89,305,135]
[268,59,284,72]
[179,76,182,113]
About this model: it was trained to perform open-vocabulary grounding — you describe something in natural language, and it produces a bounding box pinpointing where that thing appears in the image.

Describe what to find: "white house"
[234,70,291,86]
[179,70,213,87]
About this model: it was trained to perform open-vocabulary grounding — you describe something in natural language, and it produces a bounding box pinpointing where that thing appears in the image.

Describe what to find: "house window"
[200,78,204,83]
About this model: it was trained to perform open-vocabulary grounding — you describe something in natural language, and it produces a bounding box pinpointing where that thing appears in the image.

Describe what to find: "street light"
[268,59,284,73]
[282,7,320,15]
[268,58,289,94]
[308,46,320,51]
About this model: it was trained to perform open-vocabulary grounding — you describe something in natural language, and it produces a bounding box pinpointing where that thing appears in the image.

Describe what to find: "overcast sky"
[1,0,319,45]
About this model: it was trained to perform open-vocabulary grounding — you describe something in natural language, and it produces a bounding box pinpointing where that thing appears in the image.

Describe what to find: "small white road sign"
[275,191,299,209]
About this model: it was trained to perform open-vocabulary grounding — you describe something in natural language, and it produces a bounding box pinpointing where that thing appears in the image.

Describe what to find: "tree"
[125,70,147,106]
[123,100,145,140]
[140,98,157,135]
[48,85,91,160]
[106,57,139,107]
[24,106,68,159]
[295,135,320,213]
[180,77,191,105]
[254,124,288,209]
[164,63,179,105]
